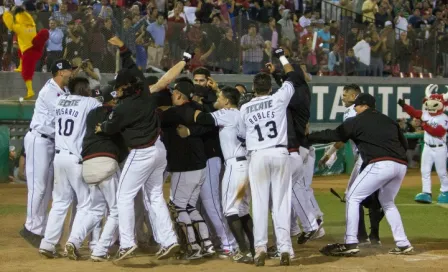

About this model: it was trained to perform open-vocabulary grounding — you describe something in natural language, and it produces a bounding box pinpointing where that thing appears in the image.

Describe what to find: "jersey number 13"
[254,121,278,142]
[58,118,74,136]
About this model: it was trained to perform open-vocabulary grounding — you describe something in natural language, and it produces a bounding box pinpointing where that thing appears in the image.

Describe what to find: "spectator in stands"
[72,59,101,89]
[353,33,371,76]
[47,19,64,70]
[63,29,85,64]
[147,13,166,68]
[196,0,215,23]
[382,50,394,76]
[345,48,358,76]
[16,146,26,182]
[339,0,353,36]
[120,15,147,55]
[317,23,332,52]
[135,30,150,71]
[252,0,274,24]
[262,40,272,63]
[346,25,359,49]
[86,18,106,66]
[110,0,124,32]
[52,3,72,32]
[9,146,16,183]
[362,0,378,23]
[395,10,408,39]
[396,31,413,73]
[240,23,264,74]
[280,37,293,58]
[408,8,422,29]
[299,9,311,37]
[328,44,342,75]
[218,28,239,73]
[278,9,296,43]
[375,5,392,28]
[261,17,279,49]
[370,30,386,76]
[381,21,395,55]
[167,6,186,62]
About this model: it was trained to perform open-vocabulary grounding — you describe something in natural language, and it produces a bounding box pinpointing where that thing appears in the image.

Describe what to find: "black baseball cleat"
[320,243,360,257]
[39,248,60,259]
[389,245,414,255]
[297,229,318,244]
[65,242,80,260]
[279,252,290,266]
[254,251,266,266]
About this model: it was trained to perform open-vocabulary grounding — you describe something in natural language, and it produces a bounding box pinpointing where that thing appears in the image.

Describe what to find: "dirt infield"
[1,170,447,272]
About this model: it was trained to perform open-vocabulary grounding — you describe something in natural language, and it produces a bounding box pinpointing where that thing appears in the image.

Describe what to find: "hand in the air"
[273,48,285,59]
[265,63,275,74]
[397,99,405,107]
[318,154,330,169]
[182,47,194,63]
[176,124,190,138]
[108,36,124,48]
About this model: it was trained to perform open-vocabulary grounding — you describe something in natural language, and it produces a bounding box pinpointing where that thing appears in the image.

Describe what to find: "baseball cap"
[173,81,195,100]
[385,21,392,27]
[9,146,15,152]
[354,93,376,108]
[108,68,138,89]
[91,85,116,103]
[51,59,73,74]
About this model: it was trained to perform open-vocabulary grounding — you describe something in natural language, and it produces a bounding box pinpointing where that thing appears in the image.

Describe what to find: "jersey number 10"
[254,121,278,142]
[58,118,74,136]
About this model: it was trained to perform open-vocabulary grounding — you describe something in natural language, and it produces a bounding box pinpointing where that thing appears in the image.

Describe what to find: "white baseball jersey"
[210,108,247,160]
[29,79,69,138]
[55,94,101,157]
[343,104,358,155]
[421,111,448,145]
[239,81,294,151]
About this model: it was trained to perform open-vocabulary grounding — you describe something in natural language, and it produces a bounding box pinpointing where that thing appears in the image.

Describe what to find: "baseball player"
[38,77,102,258]
[160,78,216,260]
[96,37,190,261]
[310,93,413,256]
[71,86,126,261]
[193,68,237,256]
[21,59,72,248]
[319,84,383,246]
[182,86,254,263]
[238,49,298,266]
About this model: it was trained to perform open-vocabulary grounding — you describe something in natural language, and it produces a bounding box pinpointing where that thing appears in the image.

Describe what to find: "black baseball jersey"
[273,68,311,149]
[199,91,223,160]
[308,108,408,168]
[161,102,214,172]
[82,106,128,163]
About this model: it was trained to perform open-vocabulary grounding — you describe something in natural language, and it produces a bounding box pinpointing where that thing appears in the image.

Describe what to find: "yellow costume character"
[3,7,49,99]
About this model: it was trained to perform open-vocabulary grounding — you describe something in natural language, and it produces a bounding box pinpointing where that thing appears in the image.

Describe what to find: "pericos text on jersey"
[55,99,80,118]
[246,100,275,124]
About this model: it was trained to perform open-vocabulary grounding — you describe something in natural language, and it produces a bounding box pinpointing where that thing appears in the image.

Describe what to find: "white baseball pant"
[40,151,92,252]
[222,157,250,217]
[170,169,211,246]
[346,154,363,194]
[345,161,411,247]
[421,144,448,193]
[198,157,236,250]
[300,146,323,218]
[24,131,55,236]
[135,189,154,244]
[290,152,319,232]
[117,141,177,249]
[249,147,292,254]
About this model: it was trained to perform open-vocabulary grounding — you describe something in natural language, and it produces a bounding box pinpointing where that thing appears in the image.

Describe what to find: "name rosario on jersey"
[246,100,275,124]
[55,99,80,117]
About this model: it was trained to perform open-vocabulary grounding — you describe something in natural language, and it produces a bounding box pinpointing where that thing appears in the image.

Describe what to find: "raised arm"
[150,51,193,93]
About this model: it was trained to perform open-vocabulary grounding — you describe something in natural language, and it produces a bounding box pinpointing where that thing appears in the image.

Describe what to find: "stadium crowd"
[0,0,448,76]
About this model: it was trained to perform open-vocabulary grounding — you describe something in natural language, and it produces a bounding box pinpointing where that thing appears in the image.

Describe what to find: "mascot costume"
[397,84,448,204]
[3,7,49,99]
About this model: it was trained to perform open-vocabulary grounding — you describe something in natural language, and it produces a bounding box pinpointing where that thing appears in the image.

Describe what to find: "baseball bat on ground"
[330,188,346,203]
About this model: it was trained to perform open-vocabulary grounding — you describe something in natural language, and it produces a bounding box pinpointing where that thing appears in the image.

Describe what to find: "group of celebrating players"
[19,35,415,267]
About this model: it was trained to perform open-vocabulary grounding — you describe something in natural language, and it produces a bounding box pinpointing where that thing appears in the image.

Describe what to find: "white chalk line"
[397,203,448,208]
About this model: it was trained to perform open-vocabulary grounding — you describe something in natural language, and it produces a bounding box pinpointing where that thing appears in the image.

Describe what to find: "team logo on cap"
[57,62,63,69]
[110,91,117,98]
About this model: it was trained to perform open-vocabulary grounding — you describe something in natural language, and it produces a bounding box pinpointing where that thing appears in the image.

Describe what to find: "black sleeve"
[100,104,127,134]
[161,107,181,127]
[397,123,409,150]
[272,71,283,87]
[284,67,307,87]
[187,124,216,136]
[308,118,355,144]
[196,112,217,126]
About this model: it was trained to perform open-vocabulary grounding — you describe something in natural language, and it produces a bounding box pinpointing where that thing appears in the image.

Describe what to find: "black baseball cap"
[51,59,73,74]
[173,81,195,100]
[108,68,138,89]
[354,93,376,108]
[91,85,116,103]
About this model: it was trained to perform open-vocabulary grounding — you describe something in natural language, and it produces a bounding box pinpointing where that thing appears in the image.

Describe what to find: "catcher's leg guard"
[187,204,213,248]
[168,201,198,257]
